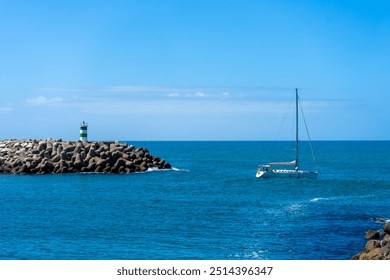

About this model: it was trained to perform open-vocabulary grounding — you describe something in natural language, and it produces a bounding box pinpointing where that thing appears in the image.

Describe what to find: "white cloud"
[36,87,83,92]
[0,105,13,113]
[72,97,305,116]
[168,93,180,97]
[103,86,171,92]
[222,92,230,97]
[26,96,63,106]
[194,91,205,97]
[35,85,211,96]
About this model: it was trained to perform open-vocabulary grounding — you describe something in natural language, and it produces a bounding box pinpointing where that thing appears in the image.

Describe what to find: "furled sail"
[268,160,296,166]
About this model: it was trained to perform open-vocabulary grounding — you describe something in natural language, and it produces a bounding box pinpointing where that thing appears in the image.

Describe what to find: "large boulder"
[384,223,390,234]
[365,230,380,240]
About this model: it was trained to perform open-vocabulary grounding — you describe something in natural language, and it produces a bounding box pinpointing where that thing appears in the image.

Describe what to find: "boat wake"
[310,194,375,203]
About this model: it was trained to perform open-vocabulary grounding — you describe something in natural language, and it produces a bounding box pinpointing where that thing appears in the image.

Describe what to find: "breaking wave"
[146,167,190,172]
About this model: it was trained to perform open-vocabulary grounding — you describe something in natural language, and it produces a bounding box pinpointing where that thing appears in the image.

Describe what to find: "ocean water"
[0,141,389,260]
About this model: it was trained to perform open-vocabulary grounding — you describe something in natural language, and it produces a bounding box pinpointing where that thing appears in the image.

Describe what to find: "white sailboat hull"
[256,169,319,179]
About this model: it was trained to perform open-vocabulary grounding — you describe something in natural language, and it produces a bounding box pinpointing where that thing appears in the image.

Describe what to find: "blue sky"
[0,0,389,140]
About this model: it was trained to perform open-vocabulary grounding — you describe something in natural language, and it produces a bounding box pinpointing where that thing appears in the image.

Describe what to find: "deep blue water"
[0,141,389,260]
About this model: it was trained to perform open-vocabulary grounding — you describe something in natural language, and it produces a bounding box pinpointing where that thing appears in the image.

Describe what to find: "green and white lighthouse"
[80,121,88,141]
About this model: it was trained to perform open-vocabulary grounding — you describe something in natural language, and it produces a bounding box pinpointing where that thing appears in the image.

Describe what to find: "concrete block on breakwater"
[0,139,171,174]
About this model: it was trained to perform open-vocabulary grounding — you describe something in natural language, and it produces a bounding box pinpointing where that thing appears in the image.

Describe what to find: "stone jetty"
[0,139,171,174]
[352,223,390,260]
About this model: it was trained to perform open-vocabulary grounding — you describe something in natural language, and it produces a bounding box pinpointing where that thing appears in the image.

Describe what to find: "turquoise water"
[0,141,389,259]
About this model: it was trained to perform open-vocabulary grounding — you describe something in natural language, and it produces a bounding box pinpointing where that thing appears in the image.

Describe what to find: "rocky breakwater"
[0,139,171,174]
[352,223,390,260]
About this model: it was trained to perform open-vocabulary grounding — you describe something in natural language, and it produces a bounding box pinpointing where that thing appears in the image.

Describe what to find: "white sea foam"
[146,167,169,172]
[310,197,327,202]
[171,167,190,172]
[310,194,375,203]
[372,217,390,224]
[286,203,303,211]
[146,167,190,172]
[231,250,268,259]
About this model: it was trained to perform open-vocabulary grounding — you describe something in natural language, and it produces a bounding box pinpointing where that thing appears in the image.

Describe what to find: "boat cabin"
[258,164,271,172]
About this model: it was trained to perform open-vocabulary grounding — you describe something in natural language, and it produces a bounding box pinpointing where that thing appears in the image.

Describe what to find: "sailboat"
[256,89,319,179]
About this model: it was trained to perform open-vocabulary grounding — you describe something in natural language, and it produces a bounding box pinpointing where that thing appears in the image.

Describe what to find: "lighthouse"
[80,121,88,141]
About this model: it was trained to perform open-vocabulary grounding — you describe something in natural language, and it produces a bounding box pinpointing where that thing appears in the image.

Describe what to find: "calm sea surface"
[0,141,389,260]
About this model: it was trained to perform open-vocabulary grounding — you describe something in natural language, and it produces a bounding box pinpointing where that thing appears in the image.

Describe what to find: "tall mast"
[295,88,299,168]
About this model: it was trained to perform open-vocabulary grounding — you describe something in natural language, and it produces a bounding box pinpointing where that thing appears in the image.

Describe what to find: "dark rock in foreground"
[352,223,390,260]
[0,139,171,174]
